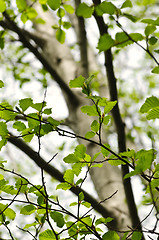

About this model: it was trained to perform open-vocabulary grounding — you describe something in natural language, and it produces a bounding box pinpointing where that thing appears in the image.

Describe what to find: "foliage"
[0,0,159,239]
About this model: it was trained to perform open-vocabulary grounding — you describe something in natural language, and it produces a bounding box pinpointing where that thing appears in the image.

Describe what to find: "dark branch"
[1,13,79,108]
[75,0,89,78]
[92,1,143,235]
[8,134,118,229]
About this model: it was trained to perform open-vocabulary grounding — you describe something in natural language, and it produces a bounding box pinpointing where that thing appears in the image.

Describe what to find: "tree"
[0,0,159,239]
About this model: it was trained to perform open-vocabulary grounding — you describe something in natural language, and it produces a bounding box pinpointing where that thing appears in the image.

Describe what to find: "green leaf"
[16,0,27,12]
[0,0,6,13]
[97,98,107,106]
[85,131,96,139]
[84,153,91,163]
[108,158,125,166]
[63,21,72,29]
[72,162,83,176]
[24,222,38,229]
[35,18,46,24]
[91,120,100,132]
[149,36,157,45]
[147,107,159,119]
[21,12,28,23]
[149,179,159,190]
[132,231,142,240]
[0,38,4,49]
[76,3,93,18]
[47,0,60,10]
[120,150,135,158]
[85,74,95,85]
[81,216,92,227]
[115,32,129,47]
[81,105,99,116]
[102,231,120,240]
[140,96,159,113]
[39,0,47,4]
[63,4,74,14]
[26,8,38,20]
[13,121,26,131]
[79,192,84,201]
[152,66,159,74]
[0,174,3,180]
[124,169,138,179]
[15,178,28,193]
[22,128,34,142]
[66,222,78,239]
[20,205,36,215]
[144,25,156,37]
[0,122,8,136]
[135,149,155,173]
[31,102,46,111]
[101,144,110,157]
[0,180,17,195]
[0,138,7,150]
[121,0,132,9]
[27,113,39,128]
[115,32,143,47]
[56,28,65,44]
[141,19,155,24]
[47,116,60,127]
[104,101,117,114]
[0,203,16,220]
[142,17,159,26]
[75,178,83,185]
[35,208,46,215]
[43,108,52,115]
[57,8,65,18]
[121,232,129,240]
[152,17,159,25]
[39,229,58,240]
[0,80,4,88]
[75,144,86,158]
[56,182,72,190]
[50,211,65,228]
[154,164,159,172]
[41,124,53,135]
[92,152,101,162]
[81,201,91,208]
[0,102,16,120]
[69,75,85,88]
[95,1,116,16]
[129,33,144,42]
[95,217,113,226]
[96,97,108,106]
[4,207,16,220]
[63,169,74,184]
[19,98,33,111]
[64,153,79,163]
[103,115,110,125]
[123,13,138,22]
[38,207,48,214]
[97,33,114,52]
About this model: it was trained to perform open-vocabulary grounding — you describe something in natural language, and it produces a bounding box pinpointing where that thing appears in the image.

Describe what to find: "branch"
[68,11,108,98]
[15,114,74,128]
[115,19,159,66]
[92,0,143,235]
[75,0,89,78]
[8,134,118,229]
[1,13,79,109]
